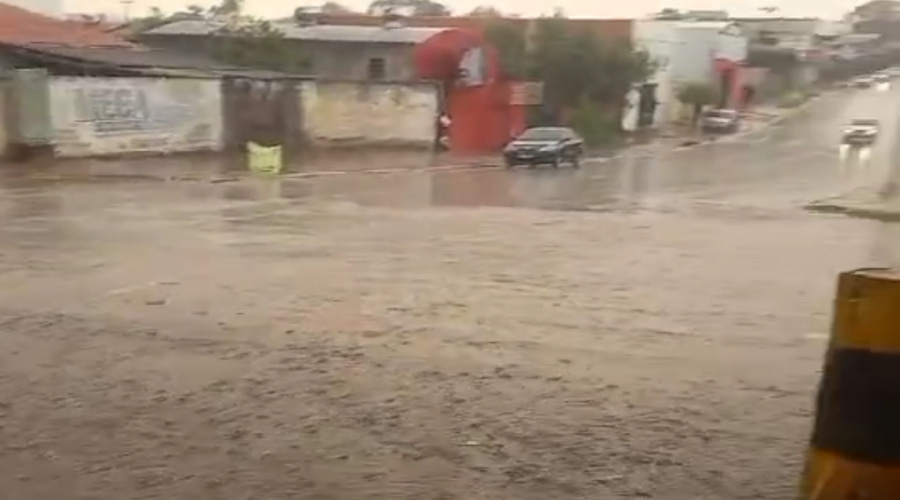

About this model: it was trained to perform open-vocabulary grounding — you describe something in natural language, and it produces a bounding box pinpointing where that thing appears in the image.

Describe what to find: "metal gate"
[221,77,301,151]
[11,68,53,146]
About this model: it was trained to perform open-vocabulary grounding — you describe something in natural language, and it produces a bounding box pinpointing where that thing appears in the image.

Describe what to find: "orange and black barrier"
[800,268,900,500]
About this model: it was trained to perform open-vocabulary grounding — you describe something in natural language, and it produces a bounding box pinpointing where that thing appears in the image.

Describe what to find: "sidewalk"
[806,191,900,222]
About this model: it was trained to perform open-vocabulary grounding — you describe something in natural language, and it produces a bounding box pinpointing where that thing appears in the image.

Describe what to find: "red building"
[413,27,529,154]
[315,14,633,154]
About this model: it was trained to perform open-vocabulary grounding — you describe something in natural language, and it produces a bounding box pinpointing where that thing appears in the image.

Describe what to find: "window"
[367,58,386,80]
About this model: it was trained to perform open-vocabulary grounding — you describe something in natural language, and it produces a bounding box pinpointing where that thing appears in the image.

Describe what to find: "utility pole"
[120,0,134,20]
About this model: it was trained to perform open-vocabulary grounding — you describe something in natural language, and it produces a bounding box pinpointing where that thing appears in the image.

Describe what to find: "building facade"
[627,19,749,129]
[139,20,446,82]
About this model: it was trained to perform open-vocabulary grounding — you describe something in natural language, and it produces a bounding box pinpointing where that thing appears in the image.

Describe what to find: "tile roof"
[0,2,131,47]
[144,19,446,44]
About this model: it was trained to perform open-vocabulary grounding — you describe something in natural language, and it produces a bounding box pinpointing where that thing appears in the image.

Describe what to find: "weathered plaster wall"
[49,77,223,158]
[300,81,438,148]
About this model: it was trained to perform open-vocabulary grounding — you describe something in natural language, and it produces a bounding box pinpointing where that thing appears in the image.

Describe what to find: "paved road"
[0,86,898,500]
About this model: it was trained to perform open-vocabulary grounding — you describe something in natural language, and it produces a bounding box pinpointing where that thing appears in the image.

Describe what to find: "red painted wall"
[714,58,746,109]
[414,29,525,154]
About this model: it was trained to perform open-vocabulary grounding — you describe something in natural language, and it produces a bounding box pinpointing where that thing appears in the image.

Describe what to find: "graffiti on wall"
[50,77,223,157]
[72,85,198,135]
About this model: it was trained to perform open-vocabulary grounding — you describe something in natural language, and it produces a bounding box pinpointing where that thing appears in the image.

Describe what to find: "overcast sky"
[66,0,862,21]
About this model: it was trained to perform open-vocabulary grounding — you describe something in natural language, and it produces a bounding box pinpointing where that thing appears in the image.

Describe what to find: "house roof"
[675,21,735,29]
[0,2,131,47]
[5,43,291,78]
[290,14,633,41]
[144,19,445,44]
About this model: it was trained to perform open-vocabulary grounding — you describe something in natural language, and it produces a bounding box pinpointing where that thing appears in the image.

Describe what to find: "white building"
[625,20,749,131]
[4,0,65,16]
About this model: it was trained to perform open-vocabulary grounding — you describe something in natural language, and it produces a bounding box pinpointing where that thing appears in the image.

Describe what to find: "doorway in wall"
[637,83,658,128]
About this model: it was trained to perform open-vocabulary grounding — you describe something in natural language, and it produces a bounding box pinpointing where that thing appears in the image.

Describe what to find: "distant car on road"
[701,108,740,134]
[842,118,880,146]
[503,127,584,169]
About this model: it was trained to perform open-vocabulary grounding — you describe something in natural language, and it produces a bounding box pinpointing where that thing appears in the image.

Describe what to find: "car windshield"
[851,119,878,126]
[518,128,571,140]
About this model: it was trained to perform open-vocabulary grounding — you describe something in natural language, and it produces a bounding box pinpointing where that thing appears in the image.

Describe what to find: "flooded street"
[0,86,898,500]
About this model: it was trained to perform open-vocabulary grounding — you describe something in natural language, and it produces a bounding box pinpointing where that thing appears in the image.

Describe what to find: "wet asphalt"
[1,85,899,500]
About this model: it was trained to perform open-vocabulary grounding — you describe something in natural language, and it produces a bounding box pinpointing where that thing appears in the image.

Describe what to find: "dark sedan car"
[503,127,584,168]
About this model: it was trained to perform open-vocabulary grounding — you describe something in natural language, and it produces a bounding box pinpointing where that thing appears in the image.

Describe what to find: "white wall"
[631,20,680,127]
[715,31,749,63]
[300,81,438,147]
[670,25,718,85]
[49,77,223,158]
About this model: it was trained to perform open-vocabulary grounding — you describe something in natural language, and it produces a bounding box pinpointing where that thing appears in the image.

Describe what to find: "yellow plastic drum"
[247,142,283,174]
[800,268,900,500]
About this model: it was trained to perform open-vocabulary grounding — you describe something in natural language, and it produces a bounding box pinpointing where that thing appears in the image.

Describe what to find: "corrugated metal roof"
[144,19,444,44]
[11,44,291,77]
[675,21,734,29]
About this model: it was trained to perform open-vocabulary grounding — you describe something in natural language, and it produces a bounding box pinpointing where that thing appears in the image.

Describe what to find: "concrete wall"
[632,20,680,126]
[307,42,418,81]
[670,26,719,85]
[300,80,438,147]
[715,30,749,62]
[670,24,748,83]
[49,77,223,158]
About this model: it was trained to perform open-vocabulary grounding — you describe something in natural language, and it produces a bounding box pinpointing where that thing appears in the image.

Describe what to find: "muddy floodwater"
[0,84,897,499]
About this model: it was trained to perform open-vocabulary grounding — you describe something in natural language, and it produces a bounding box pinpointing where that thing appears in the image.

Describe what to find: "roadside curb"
[805,194,900,222]
[668,93,825,153]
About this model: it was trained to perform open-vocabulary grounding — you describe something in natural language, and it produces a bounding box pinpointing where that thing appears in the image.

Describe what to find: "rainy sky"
[67,0,862,20]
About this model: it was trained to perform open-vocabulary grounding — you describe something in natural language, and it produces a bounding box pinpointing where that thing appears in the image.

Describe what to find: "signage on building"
[510,82,543,105]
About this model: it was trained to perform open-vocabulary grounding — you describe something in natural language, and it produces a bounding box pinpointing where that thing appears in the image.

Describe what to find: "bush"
[569,102,620,147]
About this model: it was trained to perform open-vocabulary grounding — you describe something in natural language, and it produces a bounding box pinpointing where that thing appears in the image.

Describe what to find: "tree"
[136,0,310,73]
[677,83,720,124]
[320,1,353,14]
[209,0,242,17]
[483,19,527,78]
[654,8,683,20]
[484,14,653,139]
[468,5,501,17]
[366,0,450,16]
[527,17,653,113]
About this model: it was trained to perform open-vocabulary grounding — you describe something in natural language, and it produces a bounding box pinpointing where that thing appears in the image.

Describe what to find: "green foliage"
[569,98,620,147]
[211,21,310,73]
[366,0,450,16]
[468,5,502,17]
[676,82,720,107]
[677,82,720,124]
[483,19,528,79]
[485,14,653,135]
[526,18,654,119]
[320,1,354,14]
[139,0,310,73]
[654,8,684,19]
